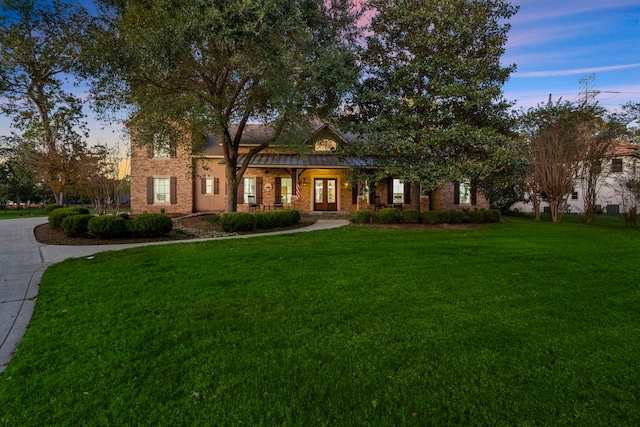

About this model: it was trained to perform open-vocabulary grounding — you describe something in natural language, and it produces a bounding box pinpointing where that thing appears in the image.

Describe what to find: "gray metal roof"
[223,154,370,168]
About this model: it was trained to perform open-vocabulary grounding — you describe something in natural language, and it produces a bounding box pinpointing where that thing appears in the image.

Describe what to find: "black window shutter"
[387,178,393,205]
[169,143,177,158]
[404,183,411,204]
[201,178,206,194]
[256,177,263,204]
[147,145,153,158]
[471,181,477,205]
[275,177,282,200]
[352,183,358,204]
[147,177,154,204]
[237,178,244,203]
[453,182,460,205]
[214,177,220,195]
[369,186,375,205]
[170,177,177,204]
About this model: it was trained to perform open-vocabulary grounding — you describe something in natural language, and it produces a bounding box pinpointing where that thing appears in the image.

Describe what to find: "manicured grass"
[0,208,46,219]
[1,219,640,425]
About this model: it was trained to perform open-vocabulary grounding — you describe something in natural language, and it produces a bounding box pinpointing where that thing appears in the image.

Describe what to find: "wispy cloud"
[514,63,640,78]
[511,0,640,24]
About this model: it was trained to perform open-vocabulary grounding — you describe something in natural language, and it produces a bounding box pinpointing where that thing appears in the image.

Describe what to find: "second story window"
[611,158,623,173]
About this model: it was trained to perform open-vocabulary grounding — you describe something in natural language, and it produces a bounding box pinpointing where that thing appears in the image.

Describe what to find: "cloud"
[511,0,640,24]
[514,63,640,78]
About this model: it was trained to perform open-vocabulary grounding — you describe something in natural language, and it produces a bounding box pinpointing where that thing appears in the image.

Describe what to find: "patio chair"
[274,195,283,210]
[248,195,260,212]
[374,195,386,212]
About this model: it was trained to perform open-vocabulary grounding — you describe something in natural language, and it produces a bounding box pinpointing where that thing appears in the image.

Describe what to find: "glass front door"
[314,178,337,211]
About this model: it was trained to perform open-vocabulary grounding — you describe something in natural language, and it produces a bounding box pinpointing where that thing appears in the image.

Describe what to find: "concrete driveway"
[0,216,349,373]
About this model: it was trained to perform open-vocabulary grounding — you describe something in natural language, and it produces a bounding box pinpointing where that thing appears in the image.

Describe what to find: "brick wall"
[130,142,194,215]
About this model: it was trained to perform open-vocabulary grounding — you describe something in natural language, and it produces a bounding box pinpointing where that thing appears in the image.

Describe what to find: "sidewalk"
[0,216,349,373]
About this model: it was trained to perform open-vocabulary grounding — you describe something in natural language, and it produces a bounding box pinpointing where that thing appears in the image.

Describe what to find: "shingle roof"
[608,141,640,158]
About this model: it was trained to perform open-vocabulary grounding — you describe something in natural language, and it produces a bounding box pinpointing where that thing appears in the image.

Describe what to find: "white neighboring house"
[513,141,640,215]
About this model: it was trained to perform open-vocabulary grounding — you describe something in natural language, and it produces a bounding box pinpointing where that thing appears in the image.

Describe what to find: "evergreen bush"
[402,209,421,224]
[449,210,465,224]
[131,213,173,237]
[378,208,402,224]
[61,214,93,237]
[45,203,63,213]
[422,211,439,225]
[48,207,90,230]
[220,212,257,232]
[436,211,451,224]
[353,210,371,224]
[88,215,128,239]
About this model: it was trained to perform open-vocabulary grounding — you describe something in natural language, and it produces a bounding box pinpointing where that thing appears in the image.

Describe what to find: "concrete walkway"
[0,216,349,373]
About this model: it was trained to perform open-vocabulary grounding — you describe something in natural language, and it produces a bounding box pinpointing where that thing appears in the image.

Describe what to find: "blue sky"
[503,0,640,110]
[1,0,639,147]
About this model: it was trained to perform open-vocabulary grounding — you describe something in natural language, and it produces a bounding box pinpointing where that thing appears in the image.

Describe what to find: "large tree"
[344,0,518,210]
[88,0,359,212]
[0,0,91,205]
[519,98,612,223]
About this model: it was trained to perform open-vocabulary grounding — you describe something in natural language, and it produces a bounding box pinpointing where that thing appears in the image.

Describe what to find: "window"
[459,181,471,204]
[612,158,623,173]
[571,191,578,200]
[392,179,404,204]
[154,178,170,203]
[152,133,175,158]
[243,177,256,203]
[280,177,292,203]
[204,178,214,194]
[314,139,337,152]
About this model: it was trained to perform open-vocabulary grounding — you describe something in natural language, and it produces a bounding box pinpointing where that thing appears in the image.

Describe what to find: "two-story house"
[130,123,489,215]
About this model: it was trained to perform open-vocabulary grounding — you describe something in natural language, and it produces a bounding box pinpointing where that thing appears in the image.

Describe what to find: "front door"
[314,178,337,211]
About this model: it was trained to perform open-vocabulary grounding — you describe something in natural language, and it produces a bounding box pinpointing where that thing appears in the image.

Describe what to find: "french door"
[314,178,337,211]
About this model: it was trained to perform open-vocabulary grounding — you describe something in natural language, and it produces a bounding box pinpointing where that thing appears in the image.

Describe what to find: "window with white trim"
[392,179,404,204]
[204,178,214,194]
[243,177,256,203]
[459,181,471,204]
[152,133,174,158]
[154,178,170,204]
[281,177,292,203]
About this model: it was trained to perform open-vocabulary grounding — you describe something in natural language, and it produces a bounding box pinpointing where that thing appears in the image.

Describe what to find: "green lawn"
[1,218,639,425]
[0,208,46,219]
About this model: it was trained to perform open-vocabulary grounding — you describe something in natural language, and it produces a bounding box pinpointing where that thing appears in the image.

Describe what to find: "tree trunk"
[225,162,240,213]
[429,189,441,211]
[410,182,421,212]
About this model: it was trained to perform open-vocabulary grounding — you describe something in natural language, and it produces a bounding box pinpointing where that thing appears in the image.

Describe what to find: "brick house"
[130,123,489,215]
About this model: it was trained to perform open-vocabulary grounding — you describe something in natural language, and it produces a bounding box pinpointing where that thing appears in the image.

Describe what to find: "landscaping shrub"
[255,211,279,229]
[253,209,301,229]
[45,203,63,213]
[220,212,257,232]
[88,215,128,239]
[486,209,501,223]
[422,211,440,225]
[282,209,301,226]
[61,214,93,237]
[468,209,486,223]
[353,210,371,224]
[131,213,173,237]
[449,210,465,224]
[378,208,402,224]
[119,212,130,220]
[436,211,451,224]
[48,207,91,230]
[402,209,421,224]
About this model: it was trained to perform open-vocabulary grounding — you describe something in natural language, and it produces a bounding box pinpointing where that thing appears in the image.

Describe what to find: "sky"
[1,0,639,148]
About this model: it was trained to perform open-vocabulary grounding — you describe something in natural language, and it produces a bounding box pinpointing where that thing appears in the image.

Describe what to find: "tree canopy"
[0,0,91,204]
[88,0,360,211]
[343,0,518,207]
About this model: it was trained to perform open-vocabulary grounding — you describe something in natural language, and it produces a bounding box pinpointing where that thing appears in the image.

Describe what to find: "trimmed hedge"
[422,211,439,225]
[378,208,402,224]
[61,214,93,237]
[353,210,371,224]
[402,209,421,224]
[45,203,63,213]
[48,207,90,230]
[220,212,257,232]
[88,215,128,239]
[449,210,465,224]
[131,213,173,237]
